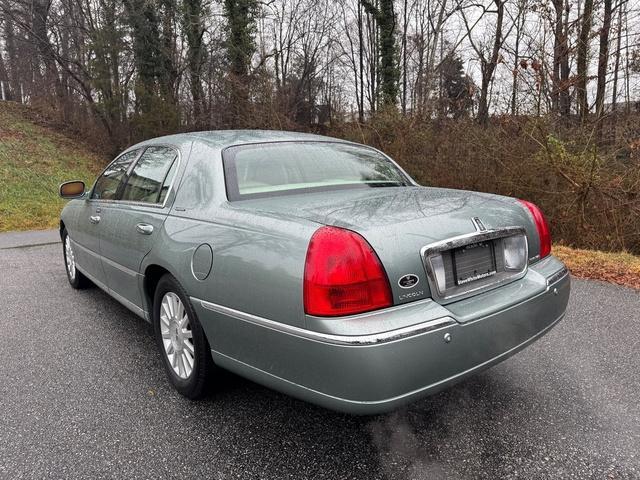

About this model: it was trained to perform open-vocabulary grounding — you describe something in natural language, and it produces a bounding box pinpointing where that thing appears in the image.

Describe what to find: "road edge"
[0,229,60,250]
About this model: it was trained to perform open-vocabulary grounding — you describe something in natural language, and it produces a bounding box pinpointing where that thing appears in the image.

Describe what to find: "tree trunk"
[401,0,407,114]
[595,0,613,119]
[559,0,571,115]
[477,0,504,125]
[358,2,365,122]
[378,0,397,107]
[0,50,9,86]
[551,0,562,112]
[31,0,65,106]
[551,0,571,115]
[124,0,162,113]
[159,0,179,129]
[610,1,624,113]
[576,0,594,120]
[511,0,525,116]
[361,0,398,108]
[3,10,20,97]
[183,0,206,128]
[223,0,257,126]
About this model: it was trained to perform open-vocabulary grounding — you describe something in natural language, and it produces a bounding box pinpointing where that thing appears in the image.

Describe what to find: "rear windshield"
[222,142,410,200]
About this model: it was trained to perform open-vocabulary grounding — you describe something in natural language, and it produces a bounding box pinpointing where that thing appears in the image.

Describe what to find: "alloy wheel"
[65,236,76,281]
[160,292,195,379]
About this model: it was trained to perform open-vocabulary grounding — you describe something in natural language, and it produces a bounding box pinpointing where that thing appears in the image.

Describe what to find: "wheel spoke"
[171,351,178,368]
[172,295,178,317]
[161,302,172,321]
[183,339,194,355]
[177,353,185,377]
[167,296,175,317]
[183,348,194,364]
[182,329,192,339]
[183,353,193,376]
[176,302,185,323]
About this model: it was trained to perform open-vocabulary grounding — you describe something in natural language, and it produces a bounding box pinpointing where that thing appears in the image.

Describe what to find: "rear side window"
[120,146,178,204]
[91,150,139,200]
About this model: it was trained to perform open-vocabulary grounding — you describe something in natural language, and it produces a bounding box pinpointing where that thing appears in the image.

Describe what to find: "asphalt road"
[0,239,639,479]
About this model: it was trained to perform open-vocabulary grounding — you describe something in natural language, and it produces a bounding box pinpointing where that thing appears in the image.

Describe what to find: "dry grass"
[554,245,640,290]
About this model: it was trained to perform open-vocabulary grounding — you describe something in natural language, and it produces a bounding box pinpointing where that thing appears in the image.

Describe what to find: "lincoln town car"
[59,131,570,414]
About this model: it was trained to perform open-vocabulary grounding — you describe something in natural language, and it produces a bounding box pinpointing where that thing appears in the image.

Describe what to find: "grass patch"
[0,103,105,232]
[554,245,640,290]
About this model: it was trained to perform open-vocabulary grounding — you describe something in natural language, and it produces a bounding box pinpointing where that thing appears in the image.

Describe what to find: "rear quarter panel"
[150,211,314,328]
[141,140,318,329]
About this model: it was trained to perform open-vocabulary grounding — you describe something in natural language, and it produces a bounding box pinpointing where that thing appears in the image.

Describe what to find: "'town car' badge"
[398,274,420,289]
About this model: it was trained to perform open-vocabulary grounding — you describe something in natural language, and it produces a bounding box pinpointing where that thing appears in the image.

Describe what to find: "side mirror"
[59,181,86,199]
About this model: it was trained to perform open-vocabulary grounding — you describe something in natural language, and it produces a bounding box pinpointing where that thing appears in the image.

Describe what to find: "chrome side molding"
[196,298,457,346]
[546,266,569,287]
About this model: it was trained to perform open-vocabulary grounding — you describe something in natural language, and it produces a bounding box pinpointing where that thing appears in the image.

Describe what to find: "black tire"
[62,228,90,289]
[153,273,215,399]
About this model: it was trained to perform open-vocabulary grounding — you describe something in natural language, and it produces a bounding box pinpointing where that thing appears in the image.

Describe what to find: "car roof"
[127,130,350,152]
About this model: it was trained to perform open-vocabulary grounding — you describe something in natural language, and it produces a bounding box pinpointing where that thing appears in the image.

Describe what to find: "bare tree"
[576,0,594,120]
[509,0,527,115]
[550,0,571,116]
[595,0,613,121]
[461,0,508,124]
[610,0,627,114]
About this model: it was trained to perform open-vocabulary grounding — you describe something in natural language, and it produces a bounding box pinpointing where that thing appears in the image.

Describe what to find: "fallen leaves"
[553,245,640,290]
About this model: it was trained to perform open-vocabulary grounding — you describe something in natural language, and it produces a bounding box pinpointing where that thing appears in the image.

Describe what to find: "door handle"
[136,223,154,235]
[89,215,101,224]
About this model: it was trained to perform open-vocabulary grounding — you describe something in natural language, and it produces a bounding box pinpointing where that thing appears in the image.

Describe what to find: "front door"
[98,146,179,309]
[69,199,103,282]
[72,149,141,284]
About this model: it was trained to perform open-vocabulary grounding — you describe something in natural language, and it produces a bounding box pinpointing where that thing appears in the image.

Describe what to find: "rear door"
[71,150,141,284]
[98,146,180,309]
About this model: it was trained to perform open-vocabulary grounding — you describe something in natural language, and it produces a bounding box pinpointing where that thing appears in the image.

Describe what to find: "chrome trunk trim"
[420,226,528,303]
[420,226,526,257]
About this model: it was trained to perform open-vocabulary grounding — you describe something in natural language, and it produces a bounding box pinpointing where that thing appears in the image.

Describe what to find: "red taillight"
[303,226,393,317]
[519,199,551,259]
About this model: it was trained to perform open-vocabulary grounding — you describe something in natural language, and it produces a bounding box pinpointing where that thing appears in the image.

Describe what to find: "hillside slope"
[0,103,104,232]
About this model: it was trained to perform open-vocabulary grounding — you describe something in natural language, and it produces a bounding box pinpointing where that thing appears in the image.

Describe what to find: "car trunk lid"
[232,186,539,305]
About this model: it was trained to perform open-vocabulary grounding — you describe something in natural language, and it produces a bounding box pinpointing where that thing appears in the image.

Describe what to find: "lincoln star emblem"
[398,274,420,289]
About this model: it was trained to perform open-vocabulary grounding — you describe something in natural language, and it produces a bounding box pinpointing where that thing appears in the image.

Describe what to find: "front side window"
[120,146,178,204]
[91,150,139,200]
[223,142,409,200]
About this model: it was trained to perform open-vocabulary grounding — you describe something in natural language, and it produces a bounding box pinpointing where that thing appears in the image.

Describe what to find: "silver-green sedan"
[59,131,570,414]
